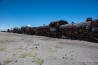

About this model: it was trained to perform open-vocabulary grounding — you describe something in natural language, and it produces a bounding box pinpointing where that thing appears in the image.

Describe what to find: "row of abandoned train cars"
[7,18,98,42]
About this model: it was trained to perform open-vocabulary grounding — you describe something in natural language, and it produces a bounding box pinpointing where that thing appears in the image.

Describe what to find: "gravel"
[0,32,98,65]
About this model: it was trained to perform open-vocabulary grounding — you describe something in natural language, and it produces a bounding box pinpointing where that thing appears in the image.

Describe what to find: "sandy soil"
[0,32,98,65]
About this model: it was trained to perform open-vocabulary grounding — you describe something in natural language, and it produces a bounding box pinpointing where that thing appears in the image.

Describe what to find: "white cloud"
[27,24,31,27]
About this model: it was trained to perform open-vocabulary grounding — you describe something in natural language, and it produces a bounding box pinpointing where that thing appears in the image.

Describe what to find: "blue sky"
[0,0,98,30]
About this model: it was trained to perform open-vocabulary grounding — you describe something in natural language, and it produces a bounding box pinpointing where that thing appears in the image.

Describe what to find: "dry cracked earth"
[0,32,98,65]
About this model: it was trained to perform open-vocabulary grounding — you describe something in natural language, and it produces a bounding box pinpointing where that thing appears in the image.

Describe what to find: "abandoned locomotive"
[7,18,98,42]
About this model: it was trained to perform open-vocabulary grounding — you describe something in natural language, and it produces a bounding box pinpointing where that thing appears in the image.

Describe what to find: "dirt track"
[0,32,98,65]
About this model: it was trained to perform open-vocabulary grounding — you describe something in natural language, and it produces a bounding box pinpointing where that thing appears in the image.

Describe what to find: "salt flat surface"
[0,32,98,65]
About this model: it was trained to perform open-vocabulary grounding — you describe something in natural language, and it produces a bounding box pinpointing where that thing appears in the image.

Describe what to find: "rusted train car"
[7,18,98,42]
[59,18,98,42]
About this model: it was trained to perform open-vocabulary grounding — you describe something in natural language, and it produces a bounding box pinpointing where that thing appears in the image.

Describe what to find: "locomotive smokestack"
[86,18,92,22]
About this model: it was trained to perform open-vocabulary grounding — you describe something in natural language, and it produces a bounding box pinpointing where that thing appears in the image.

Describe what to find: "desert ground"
[0,32,98,65]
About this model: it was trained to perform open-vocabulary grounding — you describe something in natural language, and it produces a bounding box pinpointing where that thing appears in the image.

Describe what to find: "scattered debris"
[63,57,65,59]
[71,59,73,60]
[30,47,38,50]
[15,60,18,62]
[83,63,86,65]
[65,54,67,56]
[72,51,74,52]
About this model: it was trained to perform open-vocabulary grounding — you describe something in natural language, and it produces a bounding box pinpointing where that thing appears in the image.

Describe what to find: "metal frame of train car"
[49,20,68,37]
